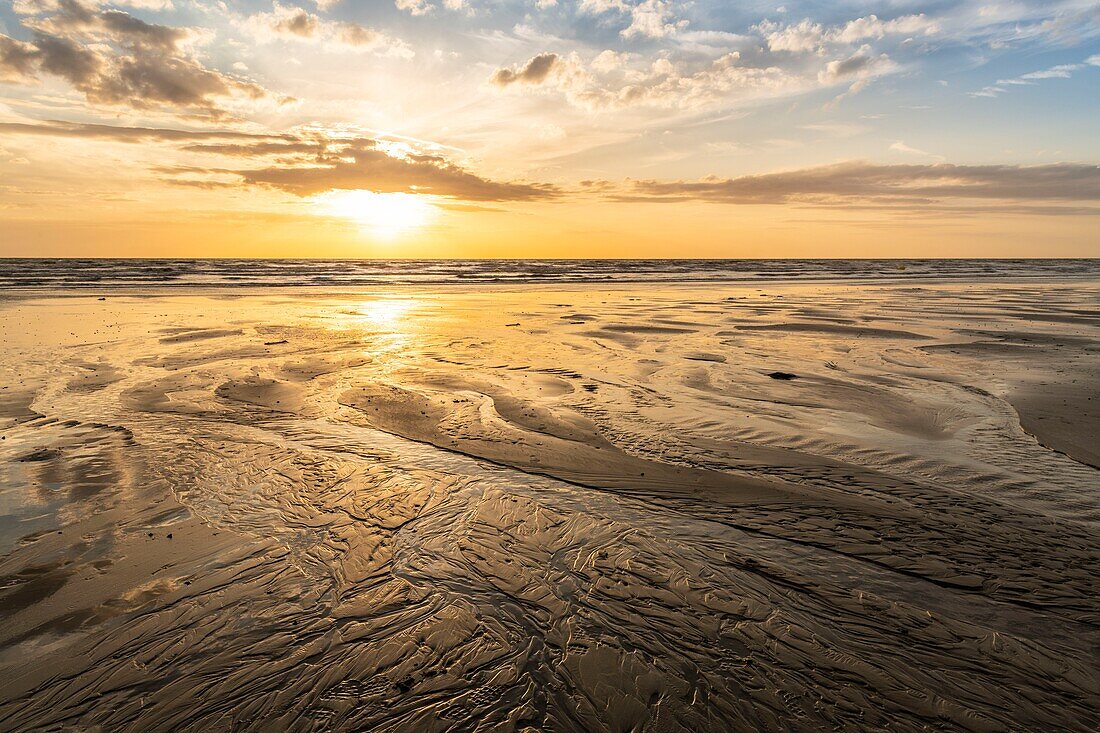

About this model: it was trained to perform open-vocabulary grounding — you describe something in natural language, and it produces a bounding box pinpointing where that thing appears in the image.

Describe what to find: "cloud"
[491,52,561,86]
[1021,64,1079,79]
[181,140,323,156]
[577,0,628,13]
[395,0,432,15]
[901,3,1098,52]
[490,8,925,113]
[236,139,558,201]
[889,141,939,159]
[269,6,320,37]
[394,0,470,15]
[489,44,899,112]
[621,0,688,40]
[620,162,1100,212]
[673,29,750,56]
[816,46,894,100]
[759,18,825,53]
[483,9,944,117]
[2,117,1096,218]
[0,117,558,202]
[579,0,688,40]
[1,0,270,116]
[1001,2,1100,48]
[14,0,186,49]
[591,49,630,72]
[246,3,413,57]
[0,36,39,82]
[0,118,292,141]
[972,55,1100,97]
[821,50,875,79]
[758,14,937,54]
[834,14,939,44]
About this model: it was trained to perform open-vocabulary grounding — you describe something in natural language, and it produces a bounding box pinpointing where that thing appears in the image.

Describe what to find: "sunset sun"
[315,190,436,238]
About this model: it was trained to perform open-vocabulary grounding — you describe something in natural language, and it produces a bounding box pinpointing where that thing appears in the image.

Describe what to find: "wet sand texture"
[1,281,1098,732]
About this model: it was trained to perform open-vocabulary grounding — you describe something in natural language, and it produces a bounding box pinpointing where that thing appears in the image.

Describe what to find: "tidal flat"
[1,281,1098,732]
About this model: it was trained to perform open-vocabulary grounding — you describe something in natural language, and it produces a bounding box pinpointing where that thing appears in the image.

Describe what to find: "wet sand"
[1,281,1098,732]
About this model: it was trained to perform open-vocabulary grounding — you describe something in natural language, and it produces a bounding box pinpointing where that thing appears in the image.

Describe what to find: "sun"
[314,190,436,238]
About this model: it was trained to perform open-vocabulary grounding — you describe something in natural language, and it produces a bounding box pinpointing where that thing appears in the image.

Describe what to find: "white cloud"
[835,14,939,44]
[758,14,938,54]
[489,46,895,113]
[621,0,688,39]
[591,49,630,72]
[889,140,944,160]
[395,0,472,14]
[113,0,175,9]
[579,0,688,40]
[395,0,432,15]
[759,18,824,53]
[972,56,1097,97]
[1020,63,1078,79]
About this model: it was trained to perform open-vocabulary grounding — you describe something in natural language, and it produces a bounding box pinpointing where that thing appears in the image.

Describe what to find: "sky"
[0,0,1098,258]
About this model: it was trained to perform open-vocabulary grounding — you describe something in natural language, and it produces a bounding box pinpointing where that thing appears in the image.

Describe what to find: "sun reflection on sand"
[352,299,415,327]
[304,299,423,353]
[307,299,421,349]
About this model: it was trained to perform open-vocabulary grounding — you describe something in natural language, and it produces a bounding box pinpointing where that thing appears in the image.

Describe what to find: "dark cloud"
[0,0,268,116]
[250,4,402,54]
[0,119,291,142]
[91,53,263,109]
[828,53,872,77]
[181,141,324,156]
[0,35,39,82]
[622,162,1100,212]
[29,31,102,85]
[336,23,384,47]
[0,118,557,202]
[165,178,237,190]
[238,140,558,201]
[272,8,320,38]
[96,9,188,50]
[5,116,1092,214]
[28,0,184,49]
[491,53,560,86]
[54,0,96,24]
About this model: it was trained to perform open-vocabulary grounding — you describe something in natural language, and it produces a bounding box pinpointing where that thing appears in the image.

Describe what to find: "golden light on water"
[315,191,436,238]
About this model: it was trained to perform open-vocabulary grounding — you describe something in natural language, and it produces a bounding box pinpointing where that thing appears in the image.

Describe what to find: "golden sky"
[1,0,1098,257]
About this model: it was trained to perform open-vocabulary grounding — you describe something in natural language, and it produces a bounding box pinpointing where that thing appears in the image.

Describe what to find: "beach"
[1,278,1098,732]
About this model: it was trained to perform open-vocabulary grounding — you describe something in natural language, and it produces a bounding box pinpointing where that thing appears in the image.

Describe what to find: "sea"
[1,258,1098,288]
